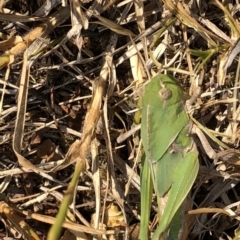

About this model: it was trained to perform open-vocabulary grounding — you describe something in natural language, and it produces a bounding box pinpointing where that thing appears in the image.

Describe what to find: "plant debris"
[0,0,240,239]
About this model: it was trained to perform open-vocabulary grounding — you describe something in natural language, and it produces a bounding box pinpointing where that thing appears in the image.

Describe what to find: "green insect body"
[141,74,199,239]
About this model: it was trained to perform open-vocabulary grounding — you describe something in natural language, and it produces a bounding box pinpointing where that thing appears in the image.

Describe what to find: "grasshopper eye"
[159,87,172,100]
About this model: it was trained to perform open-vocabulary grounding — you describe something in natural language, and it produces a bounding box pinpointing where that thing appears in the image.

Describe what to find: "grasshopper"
[140,74,200,239]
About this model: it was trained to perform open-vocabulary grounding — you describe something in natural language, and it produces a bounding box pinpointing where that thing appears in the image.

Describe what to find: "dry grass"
[0,0,240,239]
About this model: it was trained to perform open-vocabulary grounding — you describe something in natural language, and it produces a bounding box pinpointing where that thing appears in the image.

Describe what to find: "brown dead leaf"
[29,129,47,147]
[129,223,140,240]
[69,229,89,240]
[60,229,76,240]
[104,203,124,228]
[37,139,62,162]
[0,35,23,51]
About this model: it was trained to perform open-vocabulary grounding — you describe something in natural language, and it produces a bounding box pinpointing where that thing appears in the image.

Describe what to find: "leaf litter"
[0,0,240,239]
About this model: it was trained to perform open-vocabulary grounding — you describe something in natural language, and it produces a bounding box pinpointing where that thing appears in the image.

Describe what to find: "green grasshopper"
[140,74,199,239]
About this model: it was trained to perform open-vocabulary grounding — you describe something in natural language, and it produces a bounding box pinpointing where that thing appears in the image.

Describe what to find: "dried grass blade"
[92,15,136,37]
[0,12,45,22]
[129,0,147,86]
[188,207,232,216]
[0,202,41,240]
[129,51,144,83]
[217,39,240,85]
[71,0,88,29]
[162,0,221,46]
[51,37,108,172]
[101,34,128,234]
[33,0,62,16]
[134,0,148,60]
[211,0,240,39]
[20,208,109,235]
[0,7,70,68]
[195,15,232,44]
[48,33,111,240]
[12,52,46,171]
